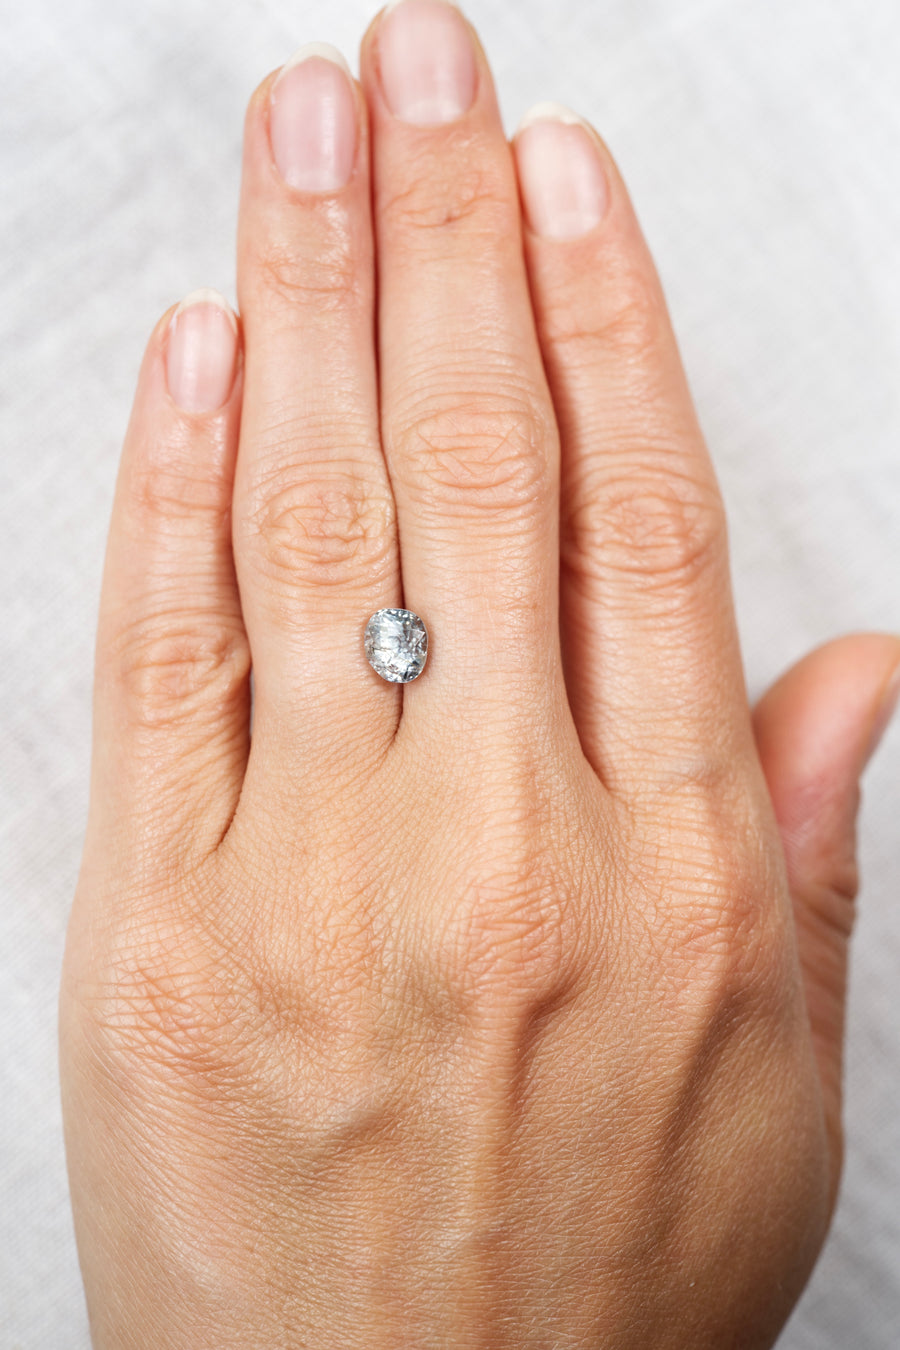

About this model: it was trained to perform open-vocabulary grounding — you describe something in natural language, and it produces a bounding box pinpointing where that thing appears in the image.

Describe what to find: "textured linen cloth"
[1,0,898,1344]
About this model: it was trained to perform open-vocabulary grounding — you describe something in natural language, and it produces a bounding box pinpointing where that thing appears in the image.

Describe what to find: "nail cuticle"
[516,101,587,135]
[173,288,237,331]
[275,41,354,85]
[382,0,465,18]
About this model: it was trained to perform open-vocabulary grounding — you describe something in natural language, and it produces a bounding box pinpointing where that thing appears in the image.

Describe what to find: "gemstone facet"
[365,608,428,684]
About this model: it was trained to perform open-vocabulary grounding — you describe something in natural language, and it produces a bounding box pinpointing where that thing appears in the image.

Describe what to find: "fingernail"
[166,290,238,415]
[270,43,357,191]
[866,660,900,764]
[514,103,609,240]
[377,0,477,126]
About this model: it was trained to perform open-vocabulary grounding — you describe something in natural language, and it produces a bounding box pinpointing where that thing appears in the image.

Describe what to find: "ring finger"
[233,44,400,795]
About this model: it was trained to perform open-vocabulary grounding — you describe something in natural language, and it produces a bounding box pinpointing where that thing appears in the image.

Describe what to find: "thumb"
[753,632,900,1155]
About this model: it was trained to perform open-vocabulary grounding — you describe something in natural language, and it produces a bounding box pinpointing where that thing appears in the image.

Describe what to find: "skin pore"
[58,2,900,1346]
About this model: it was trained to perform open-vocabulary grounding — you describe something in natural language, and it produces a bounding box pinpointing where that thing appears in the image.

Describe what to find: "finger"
[513,106,750,795]
[91,292,249,865]
[360,1,568,725]
[233,45,401,788]
[753,632,900,1161]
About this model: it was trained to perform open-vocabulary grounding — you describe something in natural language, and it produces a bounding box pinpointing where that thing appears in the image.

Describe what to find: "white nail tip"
[516,101,587,133]
[383,0,464,14]
[174,289,238,331]
[277,42,354,80]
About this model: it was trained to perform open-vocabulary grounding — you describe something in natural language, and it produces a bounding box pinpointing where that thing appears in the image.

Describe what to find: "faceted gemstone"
[365,608,428,683]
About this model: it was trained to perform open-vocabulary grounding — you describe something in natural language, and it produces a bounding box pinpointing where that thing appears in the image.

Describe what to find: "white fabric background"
[1,0,898,1343]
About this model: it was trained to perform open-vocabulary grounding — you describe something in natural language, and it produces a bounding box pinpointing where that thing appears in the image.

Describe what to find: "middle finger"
[362,0,565,726]
[234,46,400,784]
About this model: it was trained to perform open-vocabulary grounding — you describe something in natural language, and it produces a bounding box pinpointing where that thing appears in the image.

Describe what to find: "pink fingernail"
[270,44,358,191]
[165,290,238,415]
[377,0,477,126]
[515,103,609,240]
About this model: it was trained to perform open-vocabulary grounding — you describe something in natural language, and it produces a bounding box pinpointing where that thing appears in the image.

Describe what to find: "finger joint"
[107,614,250,730]
[245,467,396,591]
[564,466,726,594]
[390,395,554,521]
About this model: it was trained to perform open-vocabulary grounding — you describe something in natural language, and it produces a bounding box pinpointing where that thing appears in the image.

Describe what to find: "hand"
[59,2,900,1345]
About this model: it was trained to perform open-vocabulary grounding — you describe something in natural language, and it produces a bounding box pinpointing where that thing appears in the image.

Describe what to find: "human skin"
[58,2,900,1346]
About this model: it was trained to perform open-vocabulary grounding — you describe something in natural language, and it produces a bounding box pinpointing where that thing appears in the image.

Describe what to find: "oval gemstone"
[364,608,428,684]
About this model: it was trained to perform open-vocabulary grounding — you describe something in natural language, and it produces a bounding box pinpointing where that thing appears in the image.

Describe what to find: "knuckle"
[127,457,228,527]
[601,273,666,358]
[541,264,667,361]
[439,876,581,1034]
[108,613,250,728]
[74,892,381,1119]
[564,466,726,591]
[635,802,794,1028]
[451,879,570,995]
[420,797,585,1019]
[247,468,395,589]
[668,887,786,1013]
[597,266,668,359]
[391,396,553,518]
[75,912,266,1096]
[380,151,514,239]
[252,234,363,313]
